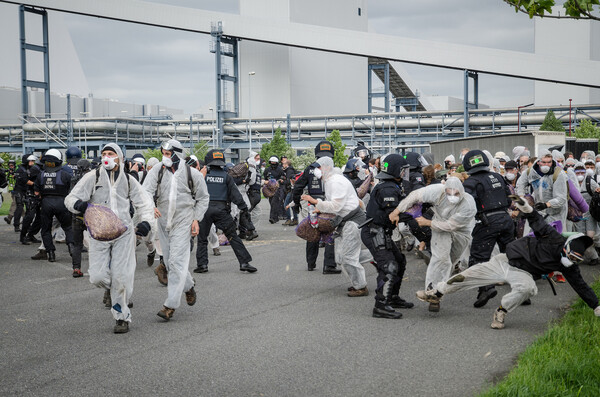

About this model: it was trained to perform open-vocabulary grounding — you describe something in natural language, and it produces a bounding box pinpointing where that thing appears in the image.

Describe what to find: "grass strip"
[0,194,11,216]
[480,277,600,397]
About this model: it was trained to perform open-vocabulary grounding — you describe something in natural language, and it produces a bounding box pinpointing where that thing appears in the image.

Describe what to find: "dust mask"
[586,169,595,177]
[505,173,516,181]
[162,156,173,168]
[447,195,460,204]
[313,168,322,179]
[102,156,117,171]
[539,165,551,174]
[577,175,585,182]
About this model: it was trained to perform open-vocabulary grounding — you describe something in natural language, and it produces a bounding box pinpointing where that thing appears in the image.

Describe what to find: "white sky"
[57,0,538,115]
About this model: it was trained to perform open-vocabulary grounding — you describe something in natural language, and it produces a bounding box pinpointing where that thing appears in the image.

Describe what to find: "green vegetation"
[572,119,600,152]
[0,194,11,216]
[291,148,316,171]
[504,0,600,21]
[260,128,294,162]
[540,110,565,132]
[328,130,349,168]
[480,277,600,396]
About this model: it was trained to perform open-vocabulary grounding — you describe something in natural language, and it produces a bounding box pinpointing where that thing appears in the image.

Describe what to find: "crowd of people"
[2,139,600,334]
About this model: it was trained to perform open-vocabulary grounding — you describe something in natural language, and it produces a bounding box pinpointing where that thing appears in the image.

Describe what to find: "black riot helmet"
[76,158,91,173]
[315,140,334,159]
[404,152,427,171]
[462,149,490,175]
[205,149,226,167]
[353,143,372,162]
[376,154,409,180]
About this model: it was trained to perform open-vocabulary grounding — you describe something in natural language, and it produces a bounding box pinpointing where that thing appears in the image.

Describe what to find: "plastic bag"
[84,204,127,241]
[405,203,423,218]
[262,179,279,198]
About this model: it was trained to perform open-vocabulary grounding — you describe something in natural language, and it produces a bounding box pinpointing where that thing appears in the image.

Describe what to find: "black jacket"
[506,210,598,309]
[264,164,284,181]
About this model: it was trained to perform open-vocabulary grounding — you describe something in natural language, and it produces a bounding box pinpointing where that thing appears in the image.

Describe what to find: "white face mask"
[539,165,551,174]
[447,195,460,204]
[162,156,173,168]
[313,168,322,179]
[586,168,595,176]
[505,172,516,181]
[102,156,117,171]
[577,174,585,181]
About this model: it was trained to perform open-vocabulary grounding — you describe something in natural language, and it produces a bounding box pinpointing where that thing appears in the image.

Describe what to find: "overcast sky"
[59,0,537,115]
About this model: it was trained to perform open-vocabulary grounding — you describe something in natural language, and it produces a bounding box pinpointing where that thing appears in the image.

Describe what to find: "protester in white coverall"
[65,143,154,334]
[302,157,371,295]
[390,177,476,310]
[143,139,210,321]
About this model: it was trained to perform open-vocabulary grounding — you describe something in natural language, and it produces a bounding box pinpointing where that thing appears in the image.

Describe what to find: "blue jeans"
[284,192,297,221]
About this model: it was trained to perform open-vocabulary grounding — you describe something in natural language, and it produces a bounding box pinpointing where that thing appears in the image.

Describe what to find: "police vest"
[205,168,229,202]
[41,168,69,196]
[251,169,262,190]
[307,166,325,196]
[366,181,402,226]
[466,171,509,213]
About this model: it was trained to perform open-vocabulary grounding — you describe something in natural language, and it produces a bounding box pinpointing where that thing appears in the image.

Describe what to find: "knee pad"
[383,260,399,278]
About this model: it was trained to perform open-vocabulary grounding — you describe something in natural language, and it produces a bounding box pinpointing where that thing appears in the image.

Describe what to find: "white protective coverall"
[143,161,209,310]
[65,144,154,323]
[394,177,476,289]
[315,157,371,289]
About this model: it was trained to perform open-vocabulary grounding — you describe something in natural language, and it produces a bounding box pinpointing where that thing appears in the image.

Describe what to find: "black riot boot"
[372,298,403,319]
[47,250,56,262]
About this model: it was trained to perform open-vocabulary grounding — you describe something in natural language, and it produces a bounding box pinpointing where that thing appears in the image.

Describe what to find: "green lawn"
[0,193,10,216]
[480,277,600,396]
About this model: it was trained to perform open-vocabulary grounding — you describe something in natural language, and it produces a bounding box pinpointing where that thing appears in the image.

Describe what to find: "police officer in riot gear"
[353,142,372,163]
[18,155,42,245]
[194,149,256,274]
[264,156,285,223]
[404,152,427,190]
[70,158,92,277]
[34,149,74,262]
[462,149,515,307]
[65,146,82,172]
[361,154,415,319]
[292,140,341,274]
[343,158,364,191]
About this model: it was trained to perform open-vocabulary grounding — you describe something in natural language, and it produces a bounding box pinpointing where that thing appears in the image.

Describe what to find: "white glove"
[594,306,600,317]
[512,197,533,214]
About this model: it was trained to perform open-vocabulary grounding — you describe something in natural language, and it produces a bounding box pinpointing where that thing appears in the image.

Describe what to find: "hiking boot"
[289,219,298,226]
[246,230,259,241]
[389,295,414,309]
[103,290,112,308]
[238,232,247,239]
[154,262,168,286]
[4,215,12,225]
[491,308,507,329]
[474,287,498,308]
[447,274,465,285]
[20,237,31,245]
[428,302,440,312]
[372,300,403,319]
[185,287,197,306]
[14,226,21,233]
[240,263,257,273]
[72,268,84,278]
[213,248,221,256]
[147,249,156,267]
[347,287,369,297]
[282,219,291,226]
[415,289,441,304]
[157,306,175,321]
[307,263,316,272]
[47,250,56,262]
[113,320,129,334]
[323,267,342,274]
[27,235,41,243]
[193,265,208,273]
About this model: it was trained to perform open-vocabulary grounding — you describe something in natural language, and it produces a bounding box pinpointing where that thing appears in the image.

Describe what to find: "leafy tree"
[327,129,348,168]
[0,152,19,165]
[504,0,600,20]
[573,119,600,151]
[540,110,565,132]
[291,148,316,171]
[190,140,211,163]
[260,128,294,162]
[142,147,162,161]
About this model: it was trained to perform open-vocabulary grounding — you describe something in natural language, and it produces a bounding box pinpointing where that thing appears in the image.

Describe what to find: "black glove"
[534,202,547,211]
[74,200,89,214]
[135,221,151,237]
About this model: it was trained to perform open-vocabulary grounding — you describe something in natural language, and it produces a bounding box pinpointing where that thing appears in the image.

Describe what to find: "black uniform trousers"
[468,211,515,267]
[306,240,336,269]
[40,195,73,252]
[71,217,86,269]
[11,191,24,228]
[238,209,256,235]
[248,189,261,212]
[361,226,407,299]
[20,195,41,240]
[268,186,285,222]
[196,201,252,267]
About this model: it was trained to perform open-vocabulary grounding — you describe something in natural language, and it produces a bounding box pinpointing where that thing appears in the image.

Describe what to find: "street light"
[248,71,256,152]
[80,111,89,156]
[209,107,216,148]
[517,103,534,133]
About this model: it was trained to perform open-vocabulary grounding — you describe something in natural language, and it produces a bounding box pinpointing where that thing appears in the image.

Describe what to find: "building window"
[358,7,361,16]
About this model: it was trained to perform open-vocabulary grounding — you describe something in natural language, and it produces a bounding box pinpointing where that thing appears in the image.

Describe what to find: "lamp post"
[517,103,534,133]
[248,71,255,152]
[80,111,89,157]
[209,107,215,148]
[569,98,573,136]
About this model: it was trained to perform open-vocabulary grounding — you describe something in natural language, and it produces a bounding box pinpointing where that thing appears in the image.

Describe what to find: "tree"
[503,0,600,21]
[142,147,162,161]
[573,119,600,151]
[540,110,565,132]
[260,128,294,162]
[291,148,316,171]
[327,129,348,168]
[190,140,211,163]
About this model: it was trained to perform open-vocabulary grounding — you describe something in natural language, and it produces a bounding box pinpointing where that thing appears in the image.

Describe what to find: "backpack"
[585,175,600,222]
[153,164,195,205]
[526,167,584,222]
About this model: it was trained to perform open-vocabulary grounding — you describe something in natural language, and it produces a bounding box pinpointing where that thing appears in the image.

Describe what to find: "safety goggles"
[161,141,183,153]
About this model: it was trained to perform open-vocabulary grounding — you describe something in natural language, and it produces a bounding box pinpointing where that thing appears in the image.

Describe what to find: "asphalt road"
[1,202,599,396]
